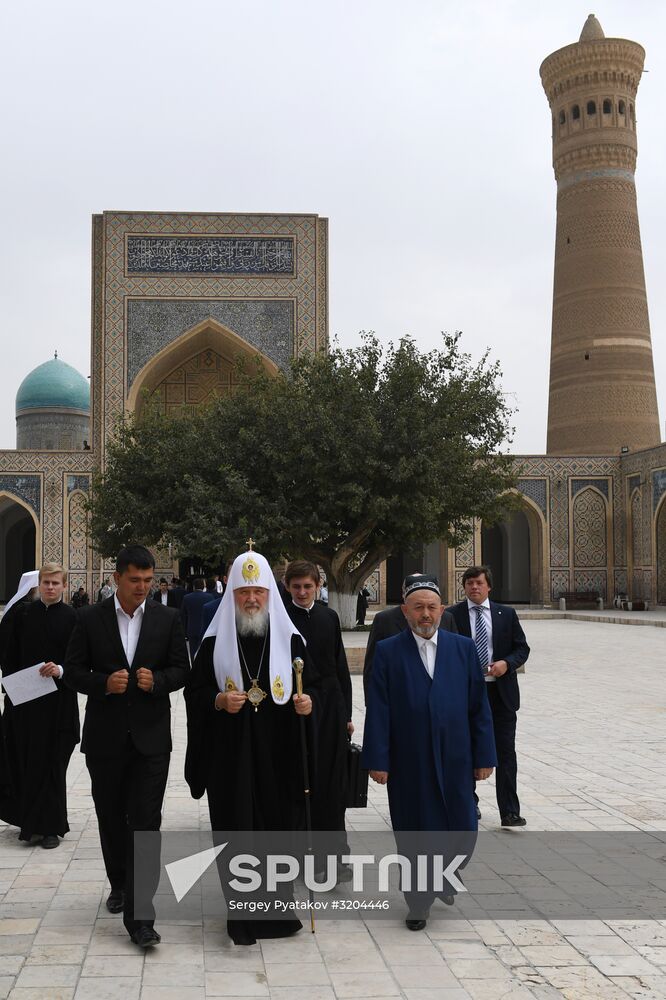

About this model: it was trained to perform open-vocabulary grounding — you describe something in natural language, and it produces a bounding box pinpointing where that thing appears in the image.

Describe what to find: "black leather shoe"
[106,889,125,914]
[476,805,482,820]
[406,918,427,931]
[501,813,527,827]
[41,835,59,850]
[130,926,161,948]
[443,894,455,906]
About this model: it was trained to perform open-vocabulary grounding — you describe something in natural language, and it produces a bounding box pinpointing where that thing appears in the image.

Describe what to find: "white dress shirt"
[159,591,168,606]
[114,595,145,666]
[467,598,494,682]
[411,629,438,679]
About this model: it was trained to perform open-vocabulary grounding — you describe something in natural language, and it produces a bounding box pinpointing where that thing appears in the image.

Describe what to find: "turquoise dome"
[16,357,90,414]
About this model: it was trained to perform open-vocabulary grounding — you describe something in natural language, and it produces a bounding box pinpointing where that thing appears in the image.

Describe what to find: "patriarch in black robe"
[0,565,79,845]
[185,548,316,946]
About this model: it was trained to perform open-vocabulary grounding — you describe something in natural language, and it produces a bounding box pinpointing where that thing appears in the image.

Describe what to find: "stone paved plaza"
[0,618,664,999]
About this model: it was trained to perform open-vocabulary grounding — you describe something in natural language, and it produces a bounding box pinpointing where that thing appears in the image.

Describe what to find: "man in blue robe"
[362,577,496,930]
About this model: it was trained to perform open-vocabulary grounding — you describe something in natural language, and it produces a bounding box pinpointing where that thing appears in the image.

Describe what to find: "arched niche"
[0,492,40,602]
[481,492,547,605]
[126,317,280,419]
[655,493,666,605]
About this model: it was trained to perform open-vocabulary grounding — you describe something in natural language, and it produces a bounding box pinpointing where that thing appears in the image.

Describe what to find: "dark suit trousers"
[86,739,169,934]
[486,684,520,818]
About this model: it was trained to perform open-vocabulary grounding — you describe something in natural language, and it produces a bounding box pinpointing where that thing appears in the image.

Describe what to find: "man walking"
[362,576,496,929]
[0,563,79,848]
[64,545,189,948]
[448,565,530,827]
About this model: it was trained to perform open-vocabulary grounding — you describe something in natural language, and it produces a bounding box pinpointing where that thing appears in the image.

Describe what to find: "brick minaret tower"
[540,14,660,455]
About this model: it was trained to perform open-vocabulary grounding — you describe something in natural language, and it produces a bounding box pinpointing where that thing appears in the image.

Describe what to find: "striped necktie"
[474,605,489,671]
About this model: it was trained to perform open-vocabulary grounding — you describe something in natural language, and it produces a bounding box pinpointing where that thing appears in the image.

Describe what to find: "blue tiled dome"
[16,357,90,414]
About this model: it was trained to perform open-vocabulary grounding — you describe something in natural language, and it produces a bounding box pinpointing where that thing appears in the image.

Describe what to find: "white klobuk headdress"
[3,570,39,616]
[203,550,304,705]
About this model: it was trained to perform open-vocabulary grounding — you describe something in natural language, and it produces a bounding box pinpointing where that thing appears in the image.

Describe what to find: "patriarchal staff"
[184,545,316,946]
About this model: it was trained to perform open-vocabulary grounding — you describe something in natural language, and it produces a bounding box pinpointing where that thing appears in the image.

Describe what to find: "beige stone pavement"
[0,618,665,998]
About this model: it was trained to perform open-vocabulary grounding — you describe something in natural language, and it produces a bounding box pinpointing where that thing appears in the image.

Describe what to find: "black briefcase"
[346,741,369,808]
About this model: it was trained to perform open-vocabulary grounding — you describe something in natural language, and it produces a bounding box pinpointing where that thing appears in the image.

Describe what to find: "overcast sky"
[1,0,664,453]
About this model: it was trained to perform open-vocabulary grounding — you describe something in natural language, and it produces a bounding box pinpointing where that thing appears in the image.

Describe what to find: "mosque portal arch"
[0,493,39,603]
[481,494,547,605]
[126,317,280,419]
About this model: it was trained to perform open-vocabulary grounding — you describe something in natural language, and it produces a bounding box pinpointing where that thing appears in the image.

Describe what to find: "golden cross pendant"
[246,537,255,551]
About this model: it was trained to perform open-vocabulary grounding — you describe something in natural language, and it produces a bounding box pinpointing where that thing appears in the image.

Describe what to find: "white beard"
[235,606,269,637]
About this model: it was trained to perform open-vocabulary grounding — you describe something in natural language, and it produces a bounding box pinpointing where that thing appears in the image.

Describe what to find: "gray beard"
[412,622,438,639]
[235,606,269,637]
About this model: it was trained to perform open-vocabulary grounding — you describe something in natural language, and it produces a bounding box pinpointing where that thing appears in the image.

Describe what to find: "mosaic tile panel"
[67,475,90,495]
[551,570,570,600]
[631,488,643,566]
[572,477,609,500]
[573,570,607,599]
[68,491,88,570]
[126,298,294,386]
[573,488,607,567]
[517,478,548,516]
[0,475,41,517]
[127,236,295,275]
[614,570,628,596]
[653,468,666,513]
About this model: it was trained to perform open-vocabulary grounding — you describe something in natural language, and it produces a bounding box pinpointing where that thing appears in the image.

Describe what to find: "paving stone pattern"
[0,620,664,998]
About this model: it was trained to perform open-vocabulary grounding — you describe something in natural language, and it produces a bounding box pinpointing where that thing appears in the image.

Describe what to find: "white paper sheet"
[2,662,57,706]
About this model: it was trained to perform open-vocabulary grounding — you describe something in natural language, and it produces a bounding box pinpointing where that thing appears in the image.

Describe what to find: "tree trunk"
[327,577,358,630]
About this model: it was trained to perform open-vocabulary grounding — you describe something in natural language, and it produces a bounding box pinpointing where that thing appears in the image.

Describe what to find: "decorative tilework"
[98,211,327,459]
[572,478,609,500]
[67,475,90,495]
[126,299,294,386]
[68,491,88,570]
[0,475,41,517]
[628,474,641,493]
[573,570,607,598]
[573,488,607,567]
[652,469,666,512]
[517,478,548,516]
[614,570,628,596]
[551,570,570,600]
[127,236,295,276]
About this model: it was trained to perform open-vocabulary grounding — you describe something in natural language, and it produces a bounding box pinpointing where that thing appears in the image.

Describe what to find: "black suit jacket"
[362,604,458,702]
[63,597,190,757]
[168,587,185,610]
[447,600,529,712]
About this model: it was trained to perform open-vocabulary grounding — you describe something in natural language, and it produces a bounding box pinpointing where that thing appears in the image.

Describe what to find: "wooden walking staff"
[292,657,315,933]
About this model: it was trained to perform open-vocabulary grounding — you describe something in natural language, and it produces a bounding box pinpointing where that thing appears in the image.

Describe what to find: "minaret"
[540,14,660,455]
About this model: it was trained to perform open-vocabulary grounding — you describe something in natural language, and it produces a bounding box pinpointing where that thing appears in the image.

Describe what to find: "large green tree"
[89,333,517,626]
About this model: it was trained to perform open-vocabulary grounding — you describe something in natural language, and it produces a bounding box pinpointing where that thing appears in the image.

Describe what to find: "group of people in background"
[0,545,529,943]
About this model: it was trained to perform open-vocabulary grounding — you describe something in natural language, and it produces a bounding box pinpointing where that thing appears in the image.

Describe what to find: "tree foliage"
[89,333,518,622]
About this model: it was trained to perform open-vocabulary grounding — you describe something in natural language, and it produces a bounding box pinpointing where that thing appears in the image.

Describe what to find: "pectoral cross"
[246,537,255,551]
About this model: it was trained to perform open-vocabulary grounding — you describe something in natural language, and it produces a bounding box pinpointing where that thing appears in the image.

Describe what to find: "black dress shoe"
[405,918,427,931]
[501,813,527,827]
[130,926,161,948]
[476,805,482,820]
[41,835,59,850]
[106,889,125,913]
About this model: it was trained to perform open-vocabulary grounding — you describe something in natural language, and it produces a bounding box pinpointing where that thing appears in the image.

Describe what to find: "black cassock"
[286,601,351,857]
[185,629,316,945]
[0,600,79,840]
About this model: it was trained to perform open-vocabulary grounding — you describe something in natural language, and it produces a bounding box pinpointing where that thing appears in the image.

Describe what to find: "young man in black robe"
[0,563,79,847]
[284,560,353,877]
[185,549,315,946]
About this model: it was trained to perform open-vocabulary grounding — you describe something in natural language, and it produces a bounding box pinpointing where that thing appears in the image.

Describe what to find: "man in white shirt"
[448,566,530,827]
[64,545,189,949]
[362,578,496,930]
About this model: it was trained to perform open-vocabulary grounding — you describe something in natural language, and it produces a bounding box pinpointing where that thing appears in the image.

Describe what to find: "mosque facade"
[0,16,665,609]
